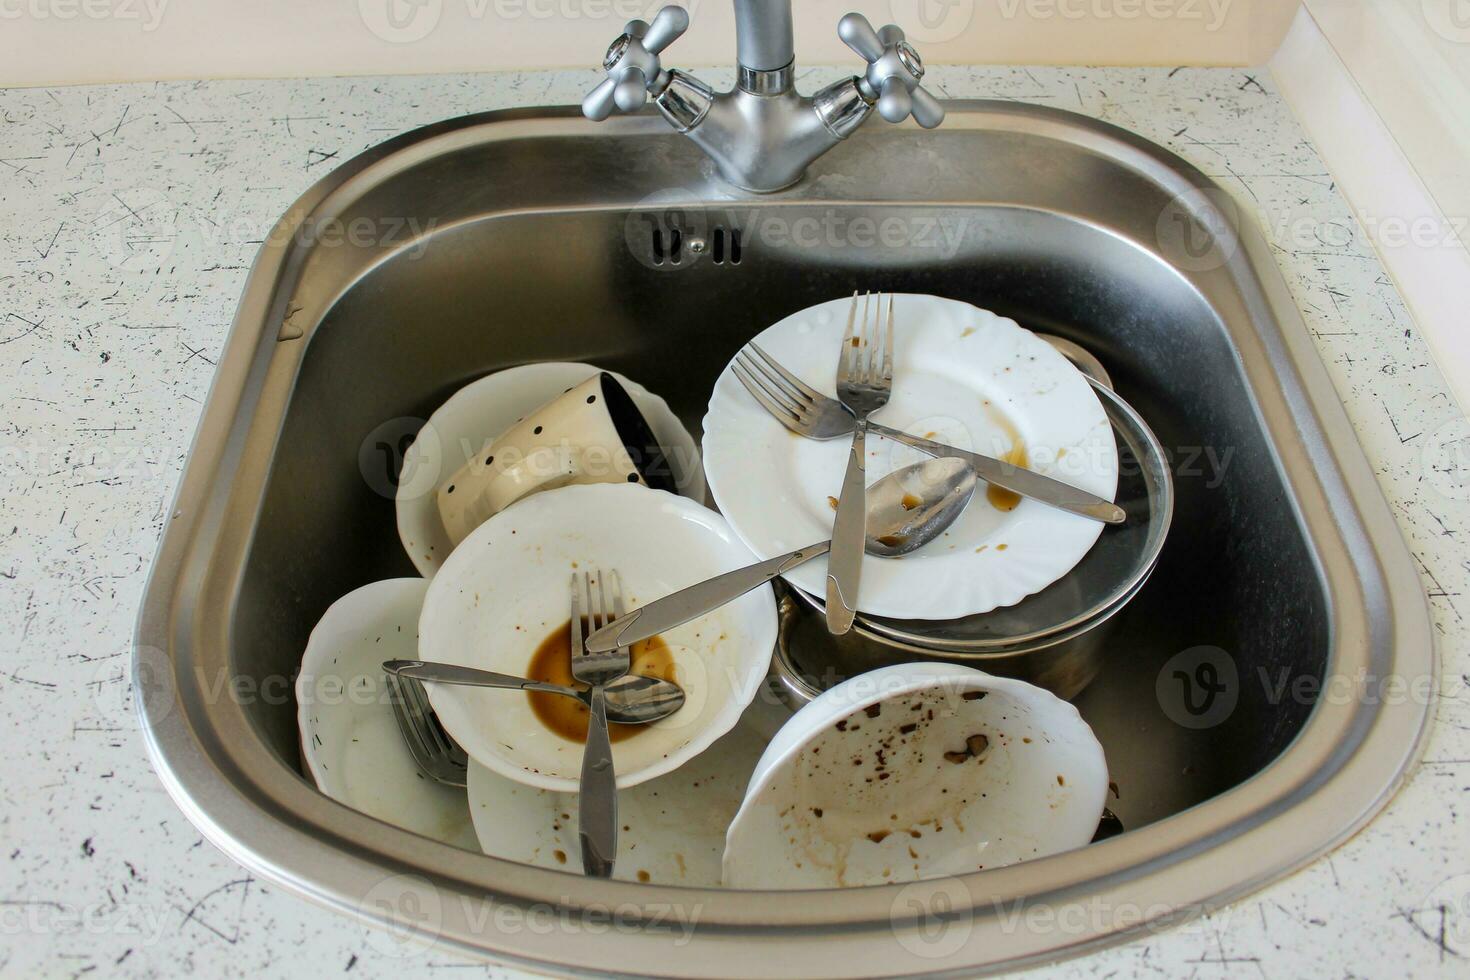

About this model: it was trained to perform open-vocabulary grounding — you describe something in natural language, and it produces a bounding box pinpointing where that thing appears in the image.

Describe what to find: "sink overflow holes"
[651,226,741,266]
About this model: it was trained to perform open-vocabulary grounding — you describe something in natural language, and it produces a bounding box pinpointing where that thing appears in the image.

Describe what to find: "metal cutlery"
[826,290,895,634]
[384,670,470,787]
[570,569,630,878]
[381,659,686,724]
[732,337,1126,525]
[581,457,976,654]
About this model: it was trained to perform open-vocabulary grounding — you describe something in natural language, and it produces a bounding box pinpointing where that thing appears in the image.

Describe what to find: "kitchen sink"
[137,102,1432,976]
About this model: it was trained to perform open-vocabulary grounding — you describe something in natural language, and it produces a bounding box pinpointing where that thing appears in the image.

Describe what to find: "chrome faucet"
[581,3,944,192]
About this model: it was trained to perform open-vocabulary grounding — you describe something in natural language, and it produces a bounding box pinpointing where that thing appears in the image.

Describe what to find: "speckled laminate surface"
[1,65,1467,977]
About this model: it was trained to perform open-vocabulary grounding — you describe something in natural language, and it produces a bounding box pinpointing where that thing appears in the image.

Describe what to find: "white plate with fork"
[701,293,1119,619]
[295,578,479,849]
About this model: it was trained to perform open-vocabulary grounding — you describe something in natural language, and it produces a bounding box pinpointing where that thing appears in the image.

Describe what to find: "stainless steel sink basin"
[137,102,1432,977]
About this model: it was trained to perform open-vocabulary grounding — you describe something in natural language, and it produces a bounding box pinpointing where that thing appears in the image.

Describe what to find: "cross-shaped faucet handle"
[838,12,945,129]
[582,6,690,121]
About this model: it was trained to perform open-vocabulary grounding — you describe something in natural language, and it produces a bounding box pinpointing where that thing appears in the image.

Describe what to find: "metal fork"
[732,340,1126,525]
[384,670,469,787]
[570,568,630,878]
[826,290,895,634]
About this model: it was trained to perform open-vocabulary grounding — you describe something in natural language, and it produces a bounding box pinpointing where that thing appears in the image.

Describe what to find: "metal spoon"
[581,457,978,654]
[380,660,685,724]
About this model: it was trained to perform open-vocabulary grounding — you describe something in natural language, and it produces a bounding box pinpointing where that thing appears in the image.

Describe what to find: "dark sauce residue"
[525,617,675,744]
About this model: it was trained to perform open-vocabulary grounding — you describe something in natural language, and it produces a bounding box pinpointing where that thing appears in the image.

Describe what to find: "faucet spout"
[733,0,794,71]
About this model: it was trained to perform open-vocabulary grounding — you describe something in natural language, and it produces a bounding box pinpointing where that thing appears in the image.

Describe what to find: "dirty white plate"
[467,709,768,884]
[702,294,1118,618]
[418,483,776,792]
[396,362,705,577]
[723,663,1108,889]
[295,578,477,849]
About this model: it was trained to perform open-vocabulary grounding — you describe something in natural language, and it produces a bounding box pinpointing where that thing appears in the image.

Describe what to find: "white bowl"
[396,362,705,578]
[723,663,1108,889]
[418,483,777,792]
[295,578,477,849]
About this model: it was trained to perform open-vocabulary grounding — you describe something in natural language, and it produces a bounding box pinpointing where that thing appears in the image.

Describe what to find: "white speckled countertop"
[1,64,1467,978]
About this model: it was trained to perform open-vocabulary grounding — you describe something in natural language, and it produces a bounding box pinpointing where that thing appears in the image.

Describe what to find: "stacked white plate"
[702,294,1122,624]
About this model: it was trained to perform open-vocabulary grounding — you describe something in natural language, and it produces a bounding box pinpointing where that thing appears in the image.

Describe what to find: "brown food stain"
[981,403,1028,512]
[986,443,1029,512]
[526,617,675,744]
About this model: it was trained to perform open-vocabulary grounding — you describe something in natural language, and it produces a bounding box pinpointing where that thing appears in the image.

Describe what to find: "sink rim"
[135,100,1434,977]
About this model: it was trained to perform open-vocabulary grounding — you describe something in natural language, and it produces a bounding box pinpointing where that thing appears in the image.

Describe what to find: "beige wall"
[3,0,1298,88]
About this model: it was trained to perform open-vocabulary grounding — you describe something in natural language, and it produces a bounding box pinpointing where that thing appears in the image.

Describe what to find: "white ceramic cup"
[435,372,676,543]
